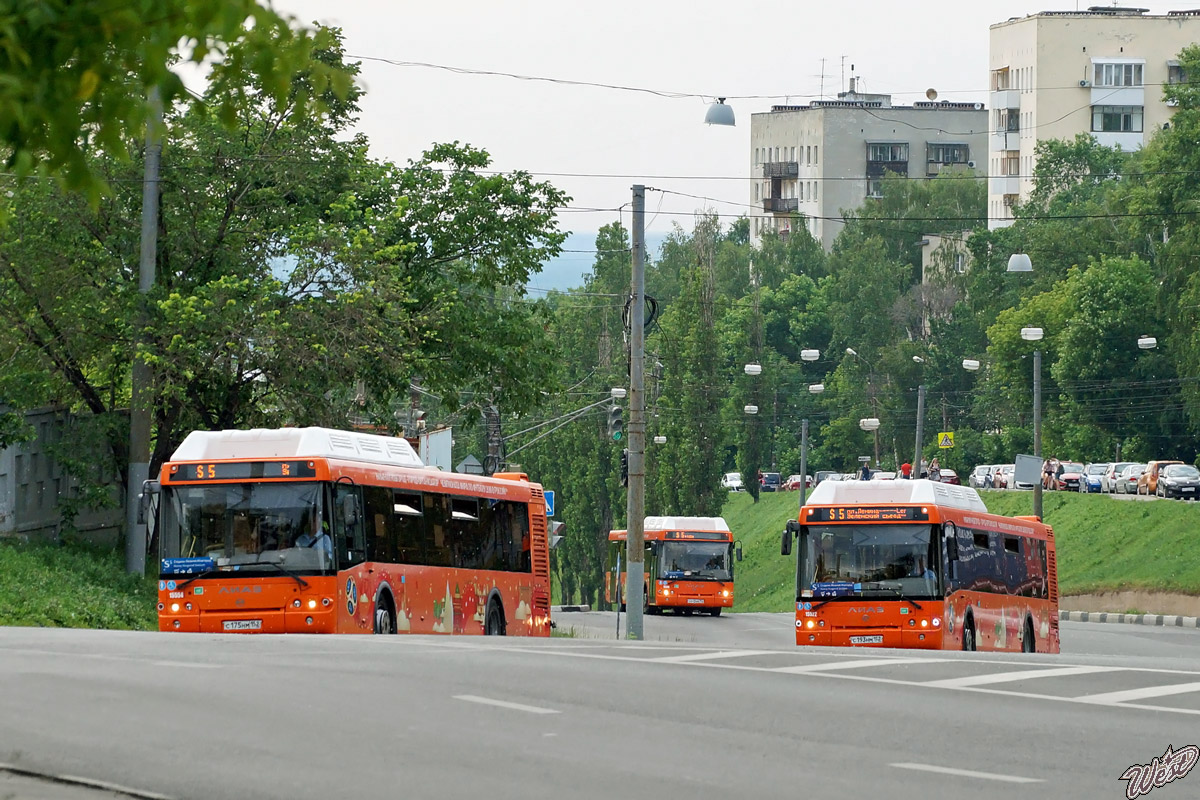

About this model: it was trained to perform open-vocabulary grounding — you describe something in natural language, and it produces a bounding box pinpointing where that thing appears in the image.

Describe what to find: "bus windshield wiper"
[177,560,309,590]
[178,568,223,590]
[863,582,923,610]
[252,559,310,589]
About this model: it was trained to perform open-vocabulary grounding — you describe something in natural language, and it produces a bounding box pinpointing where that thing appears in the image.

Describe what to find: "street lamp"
[808,384,825,394]
[744,363,763,375]
[847,348,881,465]
[653,435,667,445]
[744,404,759,415]
[704,98,736,127]
[1007,253,1033,272]
[962,359,981,371]
[1020,326,1044,520]
[1137,336,1157,350]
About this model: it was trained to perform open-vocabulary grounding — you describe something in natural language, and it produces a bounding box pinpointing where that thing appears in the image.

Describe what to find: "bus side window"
[423,493,452,567]
[362,486,394,563]
[394,491,424,564]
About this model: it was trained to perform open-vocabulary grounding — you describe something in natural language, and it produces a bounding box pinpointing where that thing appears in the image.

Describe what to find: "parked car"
[1104,462,1137,493]
[814,470,839,485]
[935,469,960,485]
[1155,463,1200,499]
[874,471,897,480]
[1115,463,1145,494]
[721,472,743,491]
[1138,460,1184,496]
[760,472,782,492]
[1055,462,1086,491]
[968,465,994,489]
[781,474,812,491]
[1080,463,1109,493]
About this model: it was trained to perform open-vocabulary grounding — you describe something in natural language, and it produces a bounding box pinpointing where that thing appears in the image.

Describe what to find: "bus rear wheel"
[374,605,394,635]
[485,601,506,636]
[962,616,977,651]
[1022,618,1035,653]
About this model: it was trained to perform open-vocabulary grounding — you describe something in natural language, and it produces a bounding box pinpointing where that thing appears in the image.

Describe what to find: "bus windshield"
[802,524,939,599]
[660,541,732,581]
[162,482,332,573]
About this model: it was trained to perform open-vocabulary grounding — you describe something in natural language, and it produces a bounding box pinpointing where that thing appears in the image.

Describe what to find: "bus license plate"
[223,619,262,631]
[687,598,704,604]
[850,635,883,644]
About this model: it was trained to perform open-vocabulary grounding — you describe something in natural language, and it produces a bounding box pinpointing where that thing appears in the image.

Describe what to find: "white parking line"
[653,650,778,663]
[922,665,1119,689]
[773,657,949,674]
[454,695,560,715]
[891,762,1043,784]
[1075,681,1200,706]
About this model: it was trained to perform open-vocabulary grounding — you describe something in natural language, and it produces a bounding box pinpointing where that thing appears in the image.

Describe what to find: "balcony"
[989,175,1021,196]
[991,89,1020,110]
[762,197,799,213]
[763,161,800,178]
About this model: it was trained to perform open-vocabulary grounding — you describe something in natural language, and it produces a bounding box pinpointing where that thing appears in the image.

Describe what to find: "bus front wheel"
[1022,618,1035,653]
[374,605,394,635]
[962,615,977,651]
[708,607,722,617]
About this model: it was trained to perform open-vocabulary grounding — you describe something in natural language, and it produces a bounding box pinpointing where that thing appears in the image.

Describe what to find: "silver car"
[1115,463,1145,494]
[1104,462,1137,493]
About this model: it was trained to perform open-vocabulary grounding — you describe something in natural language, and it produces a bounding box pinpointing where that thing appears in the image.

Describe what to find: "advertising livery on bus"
[148,427,551,636]
[782,479,1059,652]
[606,516,739,616]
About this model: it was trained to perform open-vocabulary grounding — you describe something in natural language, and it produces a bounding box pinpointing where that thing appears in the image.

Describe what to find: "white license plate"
[686,598,705,604]
[223,619,262,631]
[1185,487,1195,492]
[849,635,883,644]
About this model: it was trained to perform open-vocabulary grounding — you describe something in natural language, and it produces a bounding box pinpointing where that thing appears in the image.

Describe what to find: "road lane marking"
[922,665,1120,689]
[152,660,220,669]
[652,649,778,663]
[454,695,560,715]
[890,763,1043,784]
[1075,681,1200,705]
[773,657,950,673]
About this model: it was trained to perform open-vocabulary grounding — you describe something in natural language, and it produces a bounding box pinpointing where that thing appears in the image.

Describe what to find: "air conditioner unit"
[1079,79,1092,87]
[967,160,977,169]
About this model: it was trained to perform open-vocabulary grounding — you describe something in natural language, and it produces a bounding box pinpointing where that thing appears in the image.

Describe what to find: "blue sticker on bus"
[161,557,215,575]
[166,581,177,591]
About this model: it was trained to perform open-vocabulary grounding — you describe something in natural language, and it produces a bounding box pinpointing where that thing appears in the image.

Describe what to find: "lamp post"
[1020,327,1044,519]
[846,348,881,465]
[911,356,927,478]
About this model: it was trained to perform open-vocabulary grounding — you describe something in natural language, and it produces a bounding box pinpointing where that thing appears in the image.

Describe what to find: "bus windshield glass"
[660,541,732,581]
[162,482,332,573]
[802,524,939,599]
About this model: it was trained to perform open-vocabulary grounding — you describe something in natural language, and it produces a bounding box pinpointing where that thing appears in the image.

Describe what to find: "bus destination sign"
[807,506,928,523]
[172,460,318,482]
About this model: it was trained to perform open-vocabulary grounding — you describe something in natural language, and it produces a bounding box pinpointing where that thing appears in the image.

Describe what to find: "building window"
[992,68,1011,91]
[1093,62,1143,87]
[1003,152,1019,176]
[814,146,818,165]
[867,143,908,162]
[927,143,969,165]
[754,183,759,201]
[1092,105,1143,132]
[1169,61,1187,85]
[954,253,966,274]
[790,146,796,161]
[996,109,1019,133]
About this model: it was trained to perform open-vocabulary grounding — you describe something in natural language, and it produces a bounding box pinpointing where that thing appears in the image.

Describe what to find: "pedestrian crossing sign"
[938,432,955,448]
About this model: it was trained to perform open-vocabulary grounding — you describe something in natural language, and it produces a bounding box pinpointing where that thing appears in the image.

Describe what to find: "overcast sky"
[272,0,1186,241]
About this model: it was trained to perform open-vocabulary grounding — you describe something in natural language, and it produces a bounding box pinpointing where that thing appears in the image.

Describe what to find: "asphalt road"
[2,623,1199,800]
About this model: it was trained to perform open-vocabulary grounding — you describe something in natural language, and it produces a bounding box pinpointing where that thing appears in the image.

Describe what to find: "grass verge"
[726,488,1200,613]
[0,539,158,629]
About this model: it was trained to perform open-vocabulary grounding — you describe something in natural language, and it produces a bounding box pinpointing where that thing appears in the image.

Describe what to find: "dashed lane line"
[921,665,1120,689]
[773,657,951,674]
[453,695,561,715]
[652,649,779,663]
[1075,680,1200,706]
[890,762,1043,784]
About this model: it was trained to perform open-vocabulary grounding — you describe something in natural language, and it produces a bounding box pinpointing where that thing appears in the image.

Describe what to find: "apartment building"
[749,84,988,251]
[989,7,1200,228]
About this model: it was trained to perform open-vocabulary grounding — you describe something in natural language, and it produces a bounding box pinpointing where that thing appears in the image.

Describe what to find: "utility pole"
[1033,350,1043,519]
[914,384,926,479]
[484,402,503,476]
[795,419,809,599]
[624,185,647,640]
[125,87,162,575]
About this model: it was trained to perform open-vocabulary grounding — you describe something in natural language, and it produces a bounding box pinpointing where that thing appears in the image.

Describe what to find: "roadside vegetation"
[726,489,1200,613]
[0,540,157,630]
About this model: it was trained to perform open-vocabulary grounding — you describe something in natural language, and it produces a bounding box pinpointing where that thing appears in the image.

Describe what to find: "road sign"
[938,431,955,449]
[544,490,555,516]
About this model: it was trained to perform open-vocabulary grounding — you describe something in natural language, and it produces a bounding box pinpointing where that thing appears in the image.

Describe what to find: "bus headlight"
[806,620,815,629]
[722,590,730,597]
[170,603,180,613]
[308,599,317,609]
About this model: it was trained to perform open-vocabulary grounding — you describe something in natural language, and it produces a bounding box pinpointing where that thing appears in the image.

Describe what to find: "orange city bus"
[147,427,551,636]
[605,517,739,616]
[781,479,1059,652]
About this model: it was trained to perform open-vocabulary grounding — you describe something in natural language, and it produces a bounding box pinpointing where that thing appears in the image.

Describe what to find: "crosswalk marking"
[772,657,949,674]
[922,665,1119,689]
[1075,681,1200,706]
[891,762,1042,784]
[653,649,778,663]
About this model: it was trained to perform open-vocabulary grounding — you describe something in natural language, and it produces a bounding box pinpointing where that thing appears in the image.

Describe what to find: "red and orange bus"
[606,517,739,616]
[148,427,551,636]
[782,479,1059,652]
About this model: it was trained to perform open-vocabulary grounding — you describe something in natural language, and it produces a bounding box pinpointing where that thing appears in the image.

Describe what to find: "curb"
[1058,610,1200,628]
[552,605,591,613]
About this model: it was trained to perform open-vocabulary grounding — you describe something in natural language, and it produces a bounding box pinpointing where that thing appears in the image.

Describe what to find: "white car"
[721,472,744,491]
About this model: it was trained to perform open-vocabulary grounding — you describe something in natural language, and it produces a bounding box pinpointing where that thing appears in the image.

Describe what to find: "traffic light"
[607,405,624,441]
[620,448,629,487]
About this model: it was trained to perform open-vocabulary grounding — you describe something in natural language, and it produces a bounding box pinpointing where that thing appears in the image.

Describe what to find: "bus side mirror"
[549,521,565,550]
[137,480,160,525]
[341,494,360,527]
[736,546,743,563]
[782,520,800,556]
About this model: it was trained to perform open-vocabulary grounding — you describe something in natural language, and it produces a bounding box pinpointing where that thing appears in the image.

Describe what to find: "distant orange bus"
[149,427,551,636]
[782,480,1059,652]
[606,517,739,616]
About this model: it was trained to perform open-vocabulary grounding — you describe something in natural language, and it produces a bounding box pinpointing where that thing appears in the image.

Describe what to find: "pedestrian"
[929,457,941,482]
[859,462,871,481]
[1042,458,1053,490]
[900,461,912,479]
